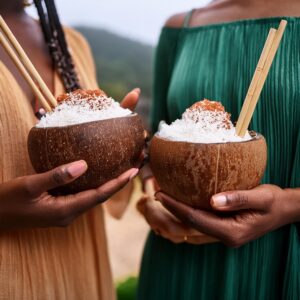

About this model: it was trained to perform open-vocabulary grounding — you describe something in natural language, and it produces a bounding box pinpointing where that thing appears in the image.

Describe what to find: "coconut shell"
[150,133,267,210]
[28,114,145,195]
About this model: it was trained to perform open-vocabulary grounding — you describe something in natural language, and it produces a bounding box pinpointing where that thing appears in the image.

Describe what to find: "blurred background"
[28,0,209,129]
[28,1,209,299]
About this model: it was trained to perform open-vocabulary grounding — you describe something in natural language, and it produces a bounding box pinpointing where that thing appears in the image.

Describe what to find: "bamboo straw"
[235,28,277,134]
[0,16,57,108]
[238,20,287,137]
[0,32,52,111]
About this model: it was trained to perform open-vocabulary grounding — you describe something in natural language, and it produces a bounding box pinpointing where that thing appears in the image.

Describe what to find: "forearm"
[105,181,134,219]
[284,188,300,223]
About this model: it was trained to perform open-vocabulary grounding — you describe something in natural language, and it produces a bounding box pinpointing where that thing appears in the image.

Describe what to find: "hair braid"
[33,0,81,92]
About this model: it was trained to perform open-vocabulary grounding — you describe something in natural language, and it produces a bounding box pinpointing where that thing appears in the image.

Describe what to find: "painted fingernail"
[39,108,46,115]
[129,168,139,180]
[67,160,88,177]
[144,130,149,140]
[212,195,227,207]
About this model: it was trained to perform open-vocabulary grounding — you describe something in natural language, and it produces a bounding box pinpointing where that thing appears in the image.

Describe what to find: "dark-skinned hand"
[0,87,143,230]
[120,88,140,111]
[156,184,300,248]
[0,160,139,229]
[137,178,218,244]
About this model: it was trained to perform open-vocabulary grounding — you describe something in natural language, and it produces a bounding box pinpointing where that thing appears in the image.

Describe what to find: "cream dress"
[0,28,115,300]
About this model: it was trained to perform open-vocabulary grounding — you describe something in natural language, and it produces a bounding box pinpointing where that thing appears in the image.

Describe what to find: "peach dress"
[0,28,115,300]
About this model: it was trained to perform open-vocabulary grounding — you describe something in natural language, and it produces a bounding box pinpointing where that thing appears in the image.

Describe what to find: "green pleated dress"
[137,17,300,300]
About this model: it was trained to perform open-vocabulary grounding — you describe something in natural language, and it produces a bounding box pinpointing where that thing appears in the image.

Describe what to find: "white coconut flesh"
[36,95,132,128]
[157,101,253,144]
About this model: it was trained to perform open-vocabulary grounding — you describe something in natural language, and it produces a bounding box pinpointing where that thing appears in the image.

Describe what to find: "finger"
[158,226,210,244]
[186,235,219,245]
[152,227,187,244]
[56,168,139,217]
[156,192,233,240]
[145,180,156,199]
[151,207,206,239]
[210,187,274,212]
[25,160,88,198]
[136,195,148,215]
[120,88,140,111]
[159,233,185,244]
[138,196,208,244]
[35,108,46,119]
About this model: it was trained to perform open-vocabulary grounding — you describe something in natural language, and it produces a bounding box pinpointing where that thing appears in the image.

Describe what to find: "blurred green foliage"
[116,277,138,300]
[76,26,154,102]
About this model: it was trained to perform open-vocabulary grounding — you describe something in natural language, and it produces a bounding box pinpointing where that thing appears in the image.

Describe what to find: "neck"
[0,2,25,16]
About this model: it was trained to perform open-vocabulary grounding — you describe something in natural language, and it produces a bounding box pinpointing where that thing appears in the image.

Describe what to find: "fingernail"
[67,160,88,177]
[39,108,46,115]
[211,195,227,207]
[129,168,139,180]
[133,88,141,94]
[143,130,149,140]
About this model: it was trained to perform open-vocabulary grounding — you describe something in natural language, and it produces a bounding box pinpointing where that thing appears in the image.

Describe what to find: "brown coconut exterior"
[150,134,267,210]
[28,114,145,194]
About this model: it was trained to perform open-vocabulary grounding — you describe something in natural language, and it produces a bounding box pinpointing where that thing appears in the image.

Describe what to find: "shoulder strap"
[183,9,195,28]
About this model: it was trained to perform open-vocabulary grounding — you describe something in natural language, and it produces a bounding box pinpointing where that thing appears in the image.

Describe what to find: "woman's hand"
[105,87,146,219]
[156,184,300,248]
[0,160,138,229]
[137,178,218,244]
[120,88,141,111]
[120,87,148,164]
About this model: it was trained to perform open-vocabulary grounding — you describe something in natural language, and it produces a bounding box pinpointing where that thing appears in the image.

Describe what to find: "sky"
[27,0,210,45]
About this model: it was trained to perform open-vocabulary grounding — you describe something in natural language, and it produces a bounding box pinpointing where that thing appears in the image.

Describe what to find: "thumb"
[28,160,88,197]
[120,88,140,111]
[210,187,274,212]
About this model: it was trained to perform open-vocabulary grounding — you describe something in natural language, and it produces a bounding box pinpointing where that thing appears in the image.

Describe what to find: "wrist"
[136,193,156,216]
[283,188,300,223]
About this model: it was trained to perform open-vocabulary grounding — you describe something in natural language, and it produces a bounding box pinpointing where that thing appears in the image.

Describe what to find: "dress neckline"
[163,16,300,32]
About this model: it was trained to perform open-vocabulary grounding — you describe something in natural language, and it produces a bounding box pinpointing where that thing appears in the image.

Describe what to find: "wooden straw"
[235,28,277,134]
[237,20,287,137]
[0,16,57,108]
[0,32,52,111]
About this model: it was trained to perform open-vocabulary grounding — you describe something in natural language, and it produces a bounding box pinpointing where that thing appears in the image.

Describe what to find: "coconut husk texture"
[150,133,267,210]
[28,114,145,195]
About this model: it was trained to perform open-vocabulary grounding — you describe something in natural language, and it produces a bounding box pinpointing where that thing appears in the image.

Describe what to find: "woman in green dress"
[137,0,300,299]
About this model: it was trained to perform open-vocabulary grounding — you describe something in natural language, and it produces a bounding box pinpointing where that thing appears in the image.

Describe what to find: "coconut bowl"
[150,132,267,210]
[28,114,145,194]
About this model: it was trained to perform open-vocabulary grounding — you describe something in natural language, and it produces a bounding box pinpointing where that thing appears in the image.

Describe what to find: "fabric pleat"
[0,28,115,300]
[138,17,300,300]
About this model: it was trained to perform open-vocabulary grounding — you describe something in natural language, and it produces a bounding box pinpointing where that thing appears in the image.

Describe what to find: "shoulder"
[63,26,94,65]
[63,26,90,48]
[164,11,190,28]
[63,26,94,62]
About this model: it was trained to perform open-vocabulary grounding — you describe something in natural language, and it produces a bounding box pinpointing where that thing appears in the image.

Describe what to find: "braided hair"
[33,0,81,92]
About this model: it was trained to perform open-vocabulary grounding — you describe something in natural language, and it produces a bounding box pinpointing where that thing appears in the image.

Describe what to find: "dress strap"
[183,9,195,28]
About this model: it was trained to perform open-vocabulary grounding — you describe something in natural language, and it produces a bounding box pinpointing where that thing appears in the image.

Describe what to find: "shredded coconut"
[157,100,252,144]
[36,92,132,128]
